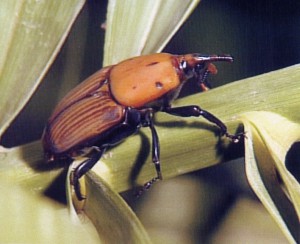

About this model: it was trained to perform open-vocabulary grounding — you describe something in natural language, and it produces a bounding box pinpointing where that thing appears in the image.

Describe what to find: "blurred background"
[1,0,300,243]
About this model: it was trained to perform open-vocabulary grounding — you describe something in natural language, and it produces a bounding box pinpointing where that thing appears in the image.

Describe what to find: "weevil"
[42,53,243,200]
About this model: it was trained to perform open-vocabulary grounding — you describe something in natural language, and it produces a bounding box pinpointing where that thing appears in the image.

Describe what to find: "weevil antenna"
[192,54,234,63]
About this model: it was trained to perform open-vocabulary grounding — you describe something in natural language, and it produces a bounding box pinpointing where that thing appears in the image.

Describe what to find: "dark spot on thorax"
[146,62,159,66]
[155,81,163,89]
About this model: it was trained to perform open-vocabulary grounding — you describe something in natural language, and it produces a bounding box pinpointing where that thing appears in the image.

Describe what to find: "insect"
[42,53,244,200]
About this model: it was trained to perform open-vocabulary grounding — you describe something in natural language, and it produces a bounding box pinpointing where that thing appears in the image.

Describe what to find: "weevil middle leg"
[136,110,163,197]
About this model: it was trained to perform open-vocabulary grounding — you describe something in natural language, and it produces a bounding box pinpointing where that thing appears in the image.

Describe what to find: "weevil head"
[178,53,233,90]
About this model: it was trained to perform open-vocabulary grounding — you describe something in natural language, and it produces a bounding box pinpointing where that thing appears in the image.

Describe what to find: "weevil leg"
[71,108,143,200]
[163,106,244,142]
[149,116,162,181]
[72,148,106,200]
[136,112,162,197]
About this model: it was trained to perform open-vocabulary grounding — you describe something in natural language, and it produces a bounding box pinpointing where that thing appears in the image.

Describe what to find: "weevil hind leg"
[72,147,106,200]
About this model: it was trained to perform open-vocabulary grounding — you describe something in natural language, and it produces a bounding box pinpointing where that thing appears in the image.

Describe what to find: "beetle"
[42,53,244,200]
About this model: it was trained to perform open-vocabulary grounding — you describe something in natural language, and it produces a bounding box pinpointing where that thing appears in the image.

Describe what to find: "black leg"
[71,108,144,200]
[163,105,244,142]
[71,108,145,200]
[149,117,162,180]
[136,111,162,197]
[72,148,106,200]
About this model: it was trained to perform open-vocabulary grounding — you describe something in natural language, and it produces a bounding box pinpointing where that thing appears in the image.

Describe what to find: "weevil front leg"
[163,105,244,143]
[72,147,106,200]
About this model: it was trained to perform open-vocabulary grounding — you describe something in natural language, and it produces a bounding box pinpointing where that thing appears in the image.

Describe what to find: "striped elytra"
[44,89,124,154]
[42,67,124,159]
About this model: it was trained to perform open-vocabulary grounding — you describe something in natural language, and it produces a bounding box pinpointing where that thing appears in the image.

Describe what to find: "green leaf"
[0,0,85,136]
[64,161,152,243]
[0,178,100,243]
[242,111,300,243]
[103,0,200,65]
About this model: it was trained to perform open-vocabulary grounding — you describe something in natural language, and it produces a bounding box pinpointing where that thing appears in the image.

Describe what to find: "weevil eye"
[180,60,187,71]
[180,60,194,78]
